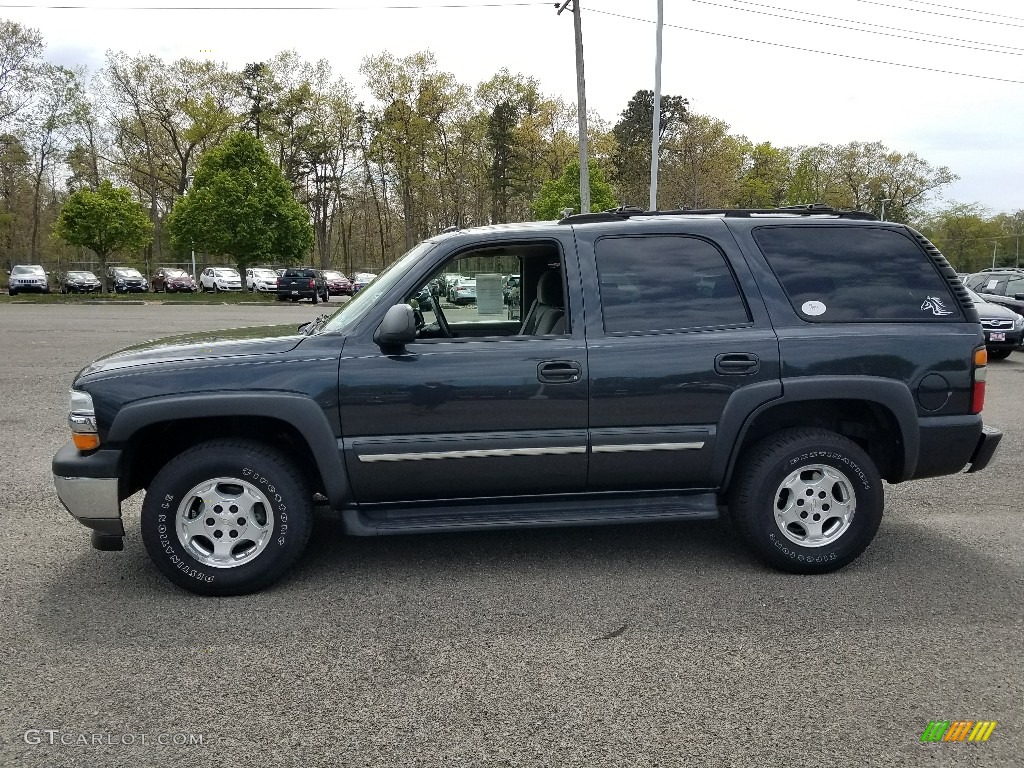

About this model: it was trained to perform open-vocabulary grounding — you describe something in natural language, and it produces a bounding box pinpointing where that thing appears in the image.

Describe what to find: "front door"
[338,236,589,503]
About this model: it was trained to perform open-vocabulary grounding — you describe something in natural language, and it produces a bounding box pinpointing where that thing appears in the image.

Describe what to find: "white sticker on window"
[985,279,999,291]
[801,300,827,316]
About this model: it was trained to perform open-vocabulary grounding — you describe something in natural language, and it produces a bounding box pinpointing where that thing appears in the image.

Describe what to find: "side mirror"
[373,303,417,349]
[1014,294,1024,301]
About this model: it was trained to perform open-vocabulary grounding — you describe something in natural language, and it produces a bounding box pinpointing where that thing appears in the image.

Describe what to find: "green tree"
[917,203,1001,273]
[0,19,44,126]
[531,158,616,219]
[610,89,688,208]
[734,142,793,208]
[167,131,312,272]
[53,180,154,290]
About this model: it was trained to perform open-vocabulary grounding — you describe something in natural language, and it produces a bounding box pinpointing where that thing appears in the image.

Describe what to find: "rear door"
[575,220,782,491]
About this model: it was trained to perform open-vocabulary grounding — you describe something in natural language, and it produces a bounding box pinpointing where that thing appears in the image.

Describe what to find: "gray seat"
[519,270,565,335]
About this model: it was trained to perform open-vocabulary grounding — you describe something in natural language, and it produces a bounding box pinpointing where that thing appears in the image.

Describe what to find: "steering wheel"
[429,289,452,338]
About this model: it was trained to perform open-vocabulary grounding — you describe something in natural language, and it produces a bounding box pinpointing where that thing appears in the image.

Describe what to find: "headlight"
[68,390,100,450]
[1015,314,1024,329]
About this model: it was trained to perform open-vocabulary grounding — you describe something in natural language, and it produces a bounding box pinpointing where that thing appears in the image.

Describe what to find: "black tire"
[8,288,16,296]
[988,348,1013,360]
[140,439,313,596]
[729,428,883,574]
[276,294,286,301]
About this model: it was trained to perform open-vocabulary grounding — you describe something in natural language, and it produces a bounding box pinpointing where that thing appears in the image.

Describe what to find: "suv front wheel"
[729,428,883,574]
[140,439,313,595]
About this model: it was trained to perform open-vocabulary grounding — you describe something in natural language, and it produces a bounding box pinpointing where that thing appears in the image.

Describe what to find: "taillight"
[970,346,987,414]
[308,279,315,289]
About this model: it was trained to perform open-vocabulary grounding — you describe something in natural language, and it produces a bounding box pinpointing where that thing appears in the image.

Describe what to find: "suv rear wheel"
[140,440,313,595]
[729,428,883,574]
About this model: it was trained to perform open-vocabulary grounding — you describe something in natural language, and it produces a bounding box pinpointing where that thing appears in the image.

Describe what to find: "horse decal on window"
[921,296,953,316]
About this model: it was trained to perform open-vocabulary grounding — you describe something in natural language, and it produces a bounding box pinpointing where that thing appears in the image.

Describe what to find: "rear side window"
[753,226,962,322]
[595,235,750,334]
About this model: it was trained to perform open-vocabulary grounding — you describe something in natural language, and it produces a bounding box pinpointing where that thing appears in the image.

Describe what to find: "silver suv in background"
[7,264,50,295]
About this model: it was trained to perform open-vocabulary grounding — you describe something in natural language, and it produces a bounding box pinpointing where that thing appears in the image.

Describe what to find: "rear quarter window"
[753,226,963,322]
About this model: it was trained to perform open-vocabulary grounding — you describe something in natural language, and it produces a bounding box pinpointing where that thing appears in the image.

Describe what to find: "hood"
[77,323,307,379]
[975,298,1020,321]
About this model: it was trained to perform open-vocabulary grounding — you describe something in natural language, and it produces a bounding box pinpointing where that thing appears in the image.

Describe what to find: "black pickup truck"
[276,266,328,303]
[53,206,1002,595]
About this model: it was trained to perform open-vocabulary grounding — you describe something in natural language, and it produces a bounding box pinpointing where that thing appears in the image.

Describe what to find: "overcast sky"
[6,0,1023,214]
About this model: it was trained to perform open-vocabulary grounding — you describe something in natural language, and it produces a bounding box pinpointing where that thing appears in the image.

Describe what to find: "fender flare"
[108,392,350,507]
[716,377,919,487]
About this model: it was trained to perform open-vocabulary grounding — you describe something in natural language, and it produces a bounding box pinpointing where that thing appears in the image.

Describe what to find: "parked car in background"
[7,264,50,295]
[277,266,328,303]
[352,272,377,293]
[108,267,148,293]
[57,270,101,294]
[502,274,520,305]
[199,267,243,292]
[964,269,1024,317]
[151,267,196,293]
[322,270,353,296]
[246,267,279,292]
[966,286,1023,359]
[448,276,477,305]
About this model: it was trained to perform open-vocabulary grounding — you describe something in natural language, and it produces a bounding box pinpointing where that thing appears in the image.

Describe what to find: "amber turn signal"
[72,433,101,451]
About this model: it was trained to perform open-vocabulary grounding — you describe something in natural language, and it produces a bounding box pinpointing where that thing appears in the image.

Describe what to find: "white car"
[448,276,477,305]
[245,267,279,292]
[199,267,243,292]
[7,264,50,295]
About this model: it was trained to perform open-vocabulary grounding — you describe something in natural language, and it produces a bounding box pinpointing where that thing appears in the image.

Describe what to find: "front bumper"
[11,283,48,292]
[52,441,125,550]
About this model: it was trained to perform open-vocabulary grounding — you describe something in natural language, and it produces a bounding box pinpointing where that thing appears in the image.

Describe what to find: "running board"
[341,492,719,536]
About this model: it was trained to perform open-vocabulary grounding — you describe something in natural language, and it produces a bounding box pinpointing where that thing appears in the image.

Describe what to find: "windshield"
[321,242,436,335]
[115,268,142,278]
[253,269,276,278]
[68,271,95,279]
[12,265,43,275]
[215,269,239,277]
[164,269,187,278]
[323,271,344,280]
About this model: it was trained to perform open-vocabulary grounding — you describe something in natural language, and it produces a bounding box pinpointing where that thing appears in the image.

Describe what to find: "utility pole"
[558,0,590,214]
[880,198,891,222]
[649,0,664,211]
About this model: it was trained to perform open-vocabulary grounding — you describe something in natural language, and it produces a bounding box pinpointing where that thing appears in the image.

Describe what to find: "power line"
[901,0,1024,23]
[0,2,553,9]
[848,0,1024,29]
[700,0,1024,54]
[586,7,1024,85]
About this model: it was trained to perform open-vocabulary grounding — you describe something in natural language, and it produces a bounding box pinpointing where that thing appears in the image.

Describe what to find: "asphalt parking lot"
[1,304,1021,767]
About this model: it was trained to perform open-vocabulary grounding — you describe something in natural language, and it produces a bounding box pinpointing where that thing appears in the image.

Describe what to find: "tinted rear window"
[284,269,315,278]
[753,226,962,322]
[595,235,750,334]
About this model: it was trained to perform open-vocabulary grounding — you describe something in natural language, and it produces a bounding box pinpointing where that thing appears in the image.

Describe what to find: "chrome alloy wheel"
[175,477,275,568]
[773,463,856,548]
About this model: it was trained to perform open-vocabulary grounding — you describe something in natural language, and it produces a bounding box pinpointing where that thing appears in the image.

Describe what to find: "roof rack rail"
[558,203,878,224]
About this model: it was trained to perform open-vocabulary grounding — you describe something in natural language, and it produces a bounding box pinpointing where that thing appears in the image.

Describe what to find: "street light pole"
[880,198,892,221]
[558,0,589,214]
[649,0,664,211]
